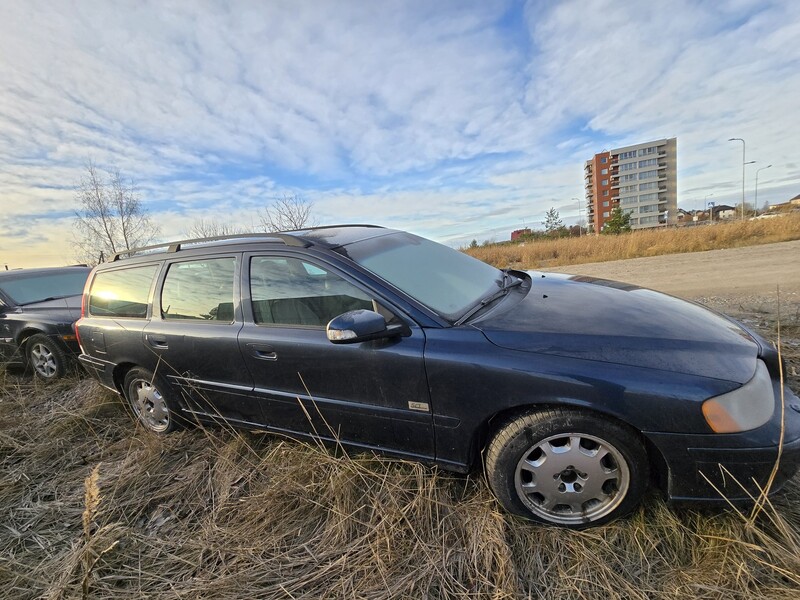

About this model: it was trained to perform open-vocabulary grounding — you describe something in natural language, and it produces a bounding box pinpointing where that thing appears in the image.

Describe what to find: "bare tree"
[259,194,316,232]
[73,161,160,263]
[185,218,251,239]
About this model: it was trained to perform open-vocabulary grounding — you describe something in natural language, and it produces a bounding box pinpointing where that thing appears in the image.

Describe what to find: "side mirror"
[327,309,406,344]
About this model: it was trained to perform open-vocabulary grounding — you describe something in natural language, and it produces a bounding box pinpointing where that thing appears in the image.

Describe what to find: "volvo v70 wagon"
[76,226,800,527]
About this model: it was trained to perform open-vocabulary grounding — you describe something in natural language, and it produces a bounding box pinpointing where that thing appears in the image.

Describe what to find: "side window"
[161,257,236,321]
[250,257,373,327]
[89,265,158,318]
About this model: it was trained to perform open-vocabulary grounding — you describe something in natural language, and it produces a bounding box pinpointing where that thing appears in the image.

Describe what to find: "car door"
[79,262,162,373]
[143,254,259,425]
[238,252,435,460]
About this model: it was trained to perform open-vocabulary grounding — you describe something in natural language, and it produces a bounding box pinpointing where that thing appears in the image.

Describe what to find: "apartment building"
[584,138,677,232]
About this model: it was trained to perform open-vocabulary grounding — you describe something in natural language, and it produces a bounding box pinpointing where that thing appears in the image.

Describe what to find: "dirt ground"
[547,239,800,301]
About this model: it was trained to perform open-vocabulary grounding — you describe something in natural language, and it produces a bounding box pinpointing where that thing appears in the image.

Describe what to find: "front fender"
[423,327,739,469]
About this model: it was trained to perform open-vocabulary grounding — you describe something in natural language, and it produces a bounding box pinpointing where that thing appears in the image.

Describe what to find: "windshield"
[341,232,502,320]
[0,270,89,305]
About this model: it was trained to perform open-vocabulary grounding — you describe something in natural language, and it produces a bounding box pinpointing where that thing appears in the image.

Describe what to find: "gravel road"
[547,239,800,303]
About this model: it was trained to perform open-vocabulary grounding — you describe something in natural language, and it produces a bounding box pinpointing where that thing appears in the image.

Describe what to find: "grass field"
[465,213,800,269]
[2,233,800,597]
[1,300,799,599]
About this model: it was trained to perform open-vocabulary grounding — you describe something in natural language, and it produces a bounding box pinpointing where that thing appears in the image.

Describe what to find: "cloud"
[523,0,800,205]
[1,0,799,267]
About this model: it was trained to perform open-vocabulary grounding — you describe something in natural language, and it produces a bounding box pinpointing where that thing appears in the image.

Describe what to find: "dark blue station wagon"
[1,266,90,380]
[76,226,800,527]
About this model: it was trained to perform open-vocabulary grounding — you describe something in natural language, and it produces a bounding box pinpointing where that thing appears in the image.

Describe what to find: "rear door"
[238,252,435,460]
[143,254,259,425]
[79,263,162,377]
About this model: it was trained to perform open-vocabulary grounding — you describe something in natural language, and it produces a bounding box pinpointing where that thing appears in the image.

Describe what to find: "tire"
[26,334,68,381]
[123,367,182,434]
[485,408,649,528]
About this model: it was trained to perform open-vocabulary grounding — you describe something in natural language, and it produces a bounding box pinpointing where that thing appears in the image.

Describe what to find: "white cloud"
[1,0,799,267]
[523,0,800,208]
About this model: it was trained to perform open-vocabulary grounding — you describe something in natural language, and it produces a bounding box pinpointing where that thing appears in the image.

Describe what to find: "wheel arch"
[482,403,653,527]
[112,362,139,395]
[473,401,657,480]
[16,327,47,350]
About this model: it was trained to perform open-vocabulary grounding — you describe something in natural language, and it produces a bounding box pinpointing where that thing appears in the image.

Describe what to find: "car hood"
[473,272,759,384]
[16,295,82,322]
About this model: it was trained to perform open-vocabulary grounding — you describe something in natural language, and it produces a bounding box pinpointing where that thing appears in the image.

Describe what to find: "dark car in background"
[0,266,91,380]
[75,226,800,528]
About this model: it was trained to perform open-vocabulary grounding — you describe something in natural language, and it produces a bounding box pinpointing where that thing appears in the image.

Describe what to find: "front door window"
[249,256,373,327]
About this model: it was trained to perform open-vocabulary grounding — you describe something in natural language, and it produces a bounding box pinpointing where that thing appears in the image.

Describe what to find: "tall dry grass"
[466,213,800,269]
[0,306,799,598]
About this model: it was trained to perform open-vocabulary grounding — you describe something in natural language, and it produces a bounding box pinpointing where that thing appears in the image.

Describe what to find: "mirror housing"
[326,309,407,344]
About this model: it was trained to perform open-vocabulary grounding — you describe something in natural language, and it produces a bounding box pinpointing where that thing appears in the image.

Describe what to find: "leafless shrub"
[185,219,251,239]
[259,194,317,232]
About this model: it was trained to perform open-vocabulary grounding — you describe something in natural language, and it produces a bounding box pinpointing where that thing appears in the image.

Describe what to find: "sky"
[1,0,799,268]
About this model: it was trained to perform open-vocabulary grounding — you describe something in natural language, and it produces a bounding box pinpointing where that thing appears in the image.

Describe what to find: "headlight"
[702,360,775,433]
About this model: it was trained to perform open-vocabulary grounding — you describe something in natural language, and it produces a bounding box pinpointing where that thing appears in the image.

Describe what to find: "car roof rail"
[109,233,313,262]
[281,224,384,233]
[108,225,386,262]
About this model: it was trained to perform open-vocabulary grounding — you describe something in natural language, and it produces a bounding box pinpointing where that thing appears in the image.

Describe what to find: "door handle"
[146,334,169,349]
[248,343,277,361]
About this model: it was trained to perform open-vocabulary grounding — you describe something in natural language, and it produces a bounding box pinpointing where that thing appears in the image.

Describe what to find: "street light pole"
[744,160,756,217]
[704,193,714,224]
[572,197,582,237]
[728,138,747,221]
[754,164,772,213]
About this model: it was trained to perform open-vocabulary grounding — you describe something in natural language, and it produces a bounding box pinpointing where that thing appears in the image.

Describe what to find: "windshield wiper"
[20,295,70,306]
[454,272,523,326]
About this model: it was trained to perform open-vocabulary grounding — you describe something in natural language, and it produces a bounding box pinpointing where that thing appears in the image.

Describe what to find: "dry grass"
[466,213,800,269]
[1,308,799,599]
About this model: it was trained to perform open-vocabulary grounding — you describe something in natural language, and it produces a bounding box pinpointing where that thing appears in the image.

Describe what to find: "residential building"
[768,194,800,212]
[676,208,692,224]
[711,204,736,220]
[510,228,532,241]
[584,138,677,233]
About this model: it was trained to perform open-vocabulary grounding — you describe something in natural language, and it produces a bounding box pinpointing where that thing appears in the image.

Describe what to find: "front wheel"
[26,334,68,380]
[485,408,649,528]
[123,368,182,434]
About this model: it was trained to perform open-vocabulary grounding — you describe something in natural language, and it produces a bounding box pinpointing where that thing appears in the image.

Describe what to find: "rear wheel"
[485,408,649,528]
[123,368,182,434]
[26,334,68,381]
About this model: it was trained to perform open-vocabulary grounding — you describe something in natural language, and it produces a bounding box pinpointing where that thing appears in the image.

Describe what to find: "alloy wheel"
[129,378,170,432]
[30,343,58,378]
[514,433,630,525]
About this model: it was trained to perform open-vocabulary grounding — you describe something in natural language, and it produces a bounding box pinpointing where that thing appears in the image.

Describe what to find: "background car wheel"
[123,367,182,434]
[485,408,649,528]
[26,334,68,381]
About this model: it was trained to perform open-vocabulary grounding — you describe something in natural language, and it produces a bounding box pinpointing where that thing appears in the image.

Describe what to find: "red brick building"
[584,138,677,233]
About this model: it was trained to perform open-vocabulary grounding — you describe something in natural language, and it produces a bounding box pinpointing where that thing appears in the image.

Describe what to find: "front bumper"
[0,340,24,366]
[62,338,81,356]
[1,334,81,367]
[646,383,800,504]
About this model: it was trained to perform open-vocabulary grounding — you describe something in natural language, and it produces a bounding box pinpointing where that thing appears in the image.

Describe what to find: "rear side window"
[250,257,372,327]
[89,265,158,318]
[161,257,236,321]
